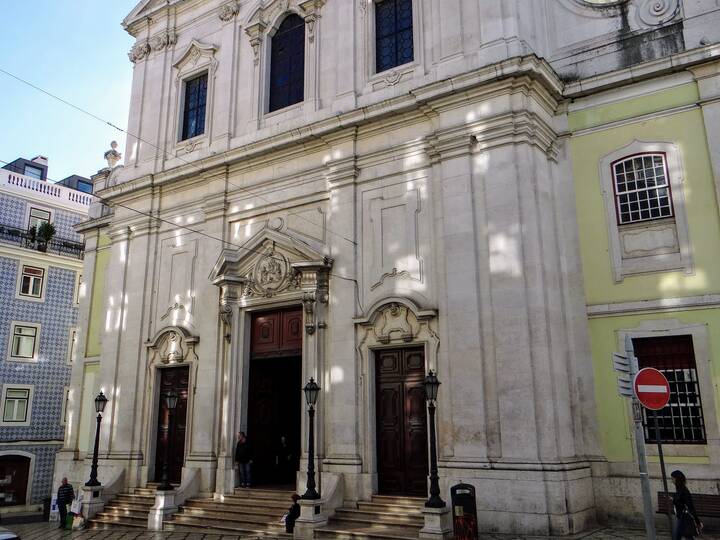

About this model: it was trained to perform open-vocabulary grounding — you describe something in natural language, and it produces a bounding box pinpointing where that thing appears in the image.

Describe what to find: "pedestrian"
[284,493,301,533]
[235,431,253,488]
[670,470,703,540]
[56,477,75,530]
[275,435,294,483]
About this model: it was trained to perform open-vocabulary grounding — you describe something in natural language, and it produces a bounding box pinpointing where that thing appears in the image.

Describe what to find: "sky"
[0,0,139,181]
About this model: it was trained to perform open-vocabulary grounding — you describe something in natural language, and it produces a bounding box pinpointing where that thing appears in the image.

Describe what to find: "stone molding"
[218,1,239,22]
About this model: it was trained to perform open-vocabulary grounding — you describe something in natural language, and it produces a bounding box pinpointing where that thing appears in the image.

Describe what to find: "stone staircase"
[316,495,425,540]
[163,487,293,538]
[87,486,156,529]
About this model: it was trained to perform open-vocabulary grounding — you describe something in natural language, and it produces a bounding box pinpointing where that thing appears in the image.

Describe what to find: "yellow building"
[569,62,720,521]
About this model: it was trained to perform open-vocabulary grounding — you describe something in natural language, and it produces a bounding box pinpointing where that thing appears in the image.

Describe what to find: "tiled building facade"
[0,160,89,514]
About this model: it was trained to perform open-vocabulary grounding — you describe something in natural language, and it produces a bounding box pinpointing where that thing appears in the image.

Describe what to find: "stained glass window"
[613,153,673,224]
[375,0,414,73]
[269,14,305,112]
[181,72,208,141]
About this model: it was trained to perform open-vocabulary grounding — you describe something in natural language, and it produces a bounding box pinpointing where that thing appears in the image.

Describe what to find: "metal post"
[425,400,445,508]
[158,408,174,491]
[654,410,673,533]
[627,336,656,540]
[85,413,102,487]
[303,404,319,500]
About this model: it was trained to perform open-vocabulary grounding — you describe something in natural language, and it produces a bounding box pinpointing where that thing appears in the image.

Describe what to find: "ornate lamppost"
[85,391,109,487]
[157,389,179,491]
[302,378,320,500]
[424,370,445,508]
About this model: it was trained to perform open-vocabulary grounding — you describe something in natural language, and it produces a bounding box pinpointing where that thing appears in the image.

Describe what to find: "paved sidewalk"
[4,522,720,540]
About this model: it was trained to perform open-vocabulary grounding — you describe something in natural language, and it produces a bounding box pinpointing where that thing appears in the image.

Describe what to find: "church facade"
[56,0,720,535]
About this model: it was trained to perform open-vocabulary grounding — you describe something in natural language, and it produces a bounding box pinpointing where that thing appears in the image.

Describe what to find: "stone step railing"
[1,168,93,212]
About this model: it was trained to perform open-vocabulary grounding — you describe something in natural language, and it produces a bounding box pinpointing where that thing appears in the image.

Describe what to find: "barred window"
[269,14,305,113]
[181,73,208,141]
[634,335,707,444]
[613,154,673,225]
[375,0,414,73]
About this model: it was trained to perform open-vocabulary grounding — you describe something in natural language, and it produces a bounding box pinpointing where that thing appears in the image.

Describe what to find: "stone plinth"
[419,506,453,540]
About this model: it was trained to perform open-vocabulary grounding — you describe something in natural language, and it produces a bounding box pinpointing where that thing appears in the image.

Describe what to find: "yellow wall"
[77,362,100,455]
[570,103,720,305]
[85,234,110,358]
[588,309,720,463]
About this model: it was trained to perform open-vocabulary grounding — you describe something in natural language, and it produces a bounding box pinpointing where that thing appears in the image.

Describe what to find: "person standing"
[284,493,301,533]
[671,470,703,540]
[56,478,75,530]
[235,431,253,488]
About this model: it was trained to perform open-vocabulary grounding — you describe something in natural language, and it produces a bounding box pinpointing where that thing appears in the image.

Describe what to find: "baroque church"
[55,0,720,536]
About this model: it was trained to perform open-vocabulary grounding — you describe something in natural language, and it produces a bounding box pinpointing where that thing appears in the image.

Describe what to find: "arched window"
[375,0,414,73]
[612,153,674,224]
[269,14,305,113]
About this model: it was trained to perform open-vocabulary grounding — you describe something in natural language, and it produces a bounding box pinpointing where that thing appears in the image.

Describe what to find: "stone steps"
[87,490,155,531]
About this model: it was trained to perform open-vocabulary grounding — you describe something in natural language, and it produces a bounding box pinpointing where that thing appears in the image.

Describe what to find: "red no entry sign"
[634,368,671,410]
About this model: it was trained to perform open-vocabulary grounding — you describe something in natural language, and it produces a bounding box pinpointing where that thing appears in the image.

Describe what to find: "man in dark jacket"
[285,493,301,533]
[56,478,75,529]
[235,431,253,488]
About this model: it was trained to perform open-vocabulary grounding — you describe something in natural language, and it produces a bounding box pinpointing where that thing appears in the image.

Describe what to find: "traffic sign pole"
[653,410,673,533]
[625,337,657,540]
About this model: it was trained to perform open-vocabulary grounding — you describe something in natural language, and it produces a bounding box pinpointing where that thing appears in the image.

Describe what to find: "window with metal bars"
[633,335,707,444]
[375,0,414,73]
[269,14,305,113]
[612,153,674,225]
[181,72,208,141]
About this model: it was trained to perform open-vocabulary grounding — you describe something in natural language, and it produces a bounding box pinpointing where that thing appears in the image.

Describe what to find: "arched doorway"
[0,454,31,507]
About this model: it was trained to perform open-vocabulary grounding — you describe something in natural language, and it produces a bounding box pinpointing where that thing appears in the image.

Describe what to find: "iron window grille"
[19,265,44,298]
[612,153,674,225]
[181,72,208,141]
[375,0,414,73]
[10,325,38,359]
[269,14,306,113]
[3,388,30,422]
[634,335,707,444]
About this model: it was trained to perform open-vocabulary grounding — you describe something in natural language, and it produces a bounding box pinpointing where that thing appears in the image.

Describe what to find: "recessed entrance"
[247,308,303,486]
[154,365,189,484]
[0,455,31,506]
[375,347,428,496]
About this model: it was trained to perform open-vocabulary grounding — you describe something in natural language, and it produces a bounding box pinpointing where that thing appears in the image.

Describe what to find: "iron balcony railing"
[0,224,84,260]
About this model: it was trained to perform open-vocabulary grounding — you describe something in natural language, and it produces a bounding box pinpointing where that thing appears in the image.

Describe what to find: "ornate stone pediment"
[210,228,331,304]
[146,325,199,365]
[355,298,438,347]
[173,39,218,73]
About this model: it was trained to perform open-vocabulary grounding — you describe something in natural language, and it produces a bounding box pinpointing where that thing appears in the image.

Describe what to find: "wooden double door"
[0,455,30,506]
[154,365,189,484]
[375,347,428,496]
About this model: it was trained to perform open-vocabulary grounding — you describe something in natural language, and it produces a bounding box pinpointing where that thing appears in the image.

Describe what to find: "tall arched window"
[269,14,305,113]
[375,0,414,73]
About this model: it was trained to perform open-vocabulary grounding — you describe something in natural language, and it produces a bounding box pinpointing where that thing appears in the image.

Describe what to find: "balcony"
[0,168,93,213]
[0,224,84,260]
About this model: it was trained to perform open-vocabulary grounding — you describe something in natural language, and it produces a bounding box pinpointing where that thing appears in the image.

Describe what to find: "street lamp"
[424,370,445,508]
[157,390,179,491]
[85,391,108,487]
[302,378,320,500]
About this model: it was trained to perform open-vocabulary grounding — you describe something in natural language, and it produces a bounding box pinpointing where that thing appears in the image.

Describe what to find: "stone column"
[244,21,267,130]
[300,0,325,114]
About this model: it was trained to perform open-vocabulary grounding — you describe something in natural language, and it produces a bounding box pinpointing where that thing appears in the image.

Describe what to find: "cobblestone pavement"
[4,523,720,540]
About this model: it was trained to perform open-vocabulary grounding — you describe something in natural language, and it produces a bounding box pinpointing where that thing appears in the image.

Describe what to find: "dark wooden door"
[247,308,303,486]
[154,365,189,483]
[376,347,428,496]
[0,455,30,506]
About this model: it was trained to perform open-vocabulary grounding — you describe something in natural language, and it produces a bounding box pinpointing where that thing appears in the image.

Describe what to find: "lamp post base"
[419,506,453,540]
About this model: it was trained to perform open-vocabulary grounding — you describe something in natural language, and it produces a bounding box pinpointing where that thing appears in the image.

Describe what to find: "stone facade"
[56,0,720,535]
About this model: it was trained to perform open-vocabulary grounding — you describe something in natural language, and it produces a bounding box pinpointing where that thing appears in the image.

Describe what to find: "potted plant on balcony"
[36,222,56,253]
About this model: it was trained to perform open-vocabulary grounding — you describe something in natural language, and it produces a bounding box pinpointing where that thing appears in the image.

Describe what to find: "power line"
[0,157,364,312]
[0,66,357,247]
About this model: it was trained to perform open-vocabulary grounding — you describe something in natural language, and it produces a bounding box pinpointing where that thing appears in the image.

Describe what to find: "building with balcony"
[0,159,91,517]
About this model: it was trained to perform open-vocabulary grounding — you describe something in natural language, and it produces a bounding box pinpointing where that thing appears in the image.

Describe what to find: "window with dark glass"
[28,208,51,231]
[181,73,208,141]
[375,0,414,73]
[19,265,44,298]
[613,154,673,225]
[76,180,93,194]
[268,14,305,113]
[23,165,42,180]
[634,335,707,444]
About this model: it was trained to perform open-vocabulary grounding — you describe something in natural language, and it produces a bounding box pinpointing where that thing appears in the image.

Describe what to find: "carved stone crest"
[150,30,178,51]
[128,40,151,63]
[219,1,239,21]
[147,326,200,365]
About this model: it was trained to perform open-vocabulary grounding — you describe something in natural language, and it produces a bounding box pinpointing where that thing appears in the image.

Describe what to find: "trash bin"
[43,497,52,520]
[451,483,478,540]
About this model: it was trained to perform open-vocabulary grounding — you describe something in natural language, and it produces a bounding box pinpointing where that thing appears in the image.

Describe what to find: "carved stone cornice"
[128,40,151,63]
[244,21,267,65]
[150,29,178,52]
[219,1,240,22]
[299,0,326,43]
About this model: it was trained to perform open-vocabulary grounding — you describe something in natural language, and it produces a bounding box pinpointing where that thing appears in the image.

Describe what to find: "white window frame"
[15,263,47,302]
[26,206,52,232]
[67,327,79,365]
[0,384,34,427]
[612,153,674,225]
[74,272,83,305]
[7,322,41,363]
[61,386,71,426]
[362,0,424,92]
[599,140,693,281]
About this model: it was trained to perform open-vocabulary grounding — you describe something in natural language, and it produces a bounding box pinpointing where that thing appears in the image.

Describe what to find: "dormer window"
[269,14,305,113]
[613,153,673,225]
[181,72,208,141]
[375,0,414,73]
[23,165,43,180]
